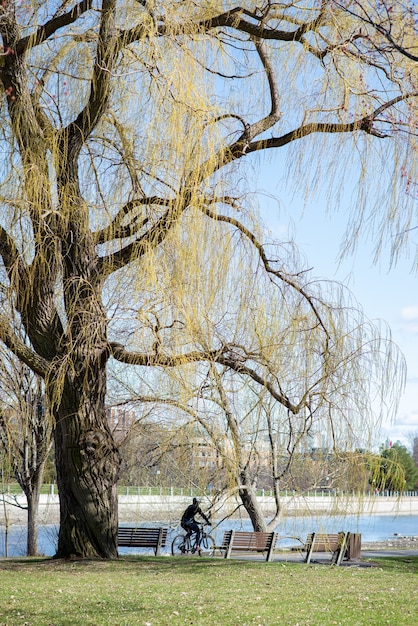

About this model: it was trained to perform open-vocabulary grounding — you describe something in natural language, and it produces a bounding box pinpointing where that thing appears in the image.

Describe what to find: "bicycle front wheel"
[172,534,187,556]
[199,534,215,557]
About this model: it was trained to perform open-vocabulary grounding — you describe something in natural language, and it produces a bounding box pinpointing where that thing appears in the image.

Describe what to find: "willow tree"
[116,233,403,532]
[0,1,416,558]
[0,353,52,556]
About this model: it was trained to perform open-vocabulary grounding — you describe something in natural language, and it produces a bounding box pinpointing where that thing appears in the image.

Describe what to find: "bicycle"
[171,523,215,557]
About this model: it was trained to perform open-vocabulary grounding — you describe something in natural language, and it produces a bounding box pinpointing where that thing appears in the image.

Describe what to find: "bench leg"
[335,533,348,566]
[225,530,235,559]
[155,528,164,556]
[305,533,316,564]
[266,532,277,562]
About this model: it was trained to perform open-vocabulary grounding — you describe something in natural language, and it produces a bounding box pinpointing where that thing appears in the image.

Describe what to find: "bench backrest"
[305,532,347,565]
[305,533,342,552]
[117,527,167,555]
[222,530,277,561]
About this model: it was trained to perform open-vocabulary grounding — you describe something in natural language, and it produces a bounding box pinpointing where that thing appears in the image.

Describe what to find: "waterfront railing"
[1,484,418,498]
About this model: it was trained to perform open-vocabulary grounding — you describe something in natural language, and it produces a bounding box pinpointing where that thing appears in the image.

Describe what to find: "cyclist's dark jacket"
[181,503,210,527]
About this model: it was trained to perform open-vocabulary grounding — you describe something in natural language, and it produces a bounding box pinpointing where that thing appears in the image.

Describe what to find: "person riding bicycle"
[180,498,210,550]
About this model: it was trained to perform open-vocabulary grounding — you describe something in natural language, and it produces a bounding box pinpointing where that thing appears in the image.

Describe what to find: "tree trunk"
[26,475,42,556]
[238,468,268,532]
[52,371,121,559]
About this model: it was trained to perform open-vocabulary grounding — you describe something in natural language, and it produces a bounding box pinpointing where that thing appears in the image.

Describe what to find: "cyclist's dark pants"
[181,520,201,546]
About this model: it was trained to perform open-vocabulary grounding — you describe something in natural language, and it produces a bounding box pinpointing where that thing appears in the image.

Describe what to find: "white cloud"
[401,306,418,321]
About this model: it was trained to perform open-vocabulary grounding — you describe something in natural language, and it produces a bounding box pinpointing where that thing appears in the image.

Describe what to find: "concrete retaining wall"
[1,493,417,525]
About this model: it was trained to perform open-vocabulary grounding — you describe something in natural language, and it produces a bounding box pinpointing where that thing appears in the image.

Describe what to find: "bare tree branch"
[0,317,49,377]
[332,0,418,62]
[16,1,94,55]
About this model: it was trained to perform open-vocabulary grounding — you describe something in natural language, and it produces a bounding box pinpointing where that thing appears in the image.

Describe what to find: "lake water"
[1,513,417,557]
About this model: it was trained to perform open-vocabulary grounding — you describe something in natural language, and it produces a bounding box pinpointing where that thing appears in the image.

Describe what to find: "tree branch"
[94,196,170,245]
[109,341,299,413]
[196,6,326,43]
[0,224,28,283]
[15,1,94,55]
[230,92,418,161]
[98,197,187,276]
[121,3,328,53]
[62,0,119,155]
[0,318,50,378]
[236,37,282,144]
[109,341,226,368]
[199,205,330,344]
[332,0,418,63]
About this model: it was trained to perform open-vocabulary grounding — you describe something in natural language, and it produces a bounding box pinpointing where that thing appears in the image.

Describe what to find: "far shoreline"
[1,493,417,526]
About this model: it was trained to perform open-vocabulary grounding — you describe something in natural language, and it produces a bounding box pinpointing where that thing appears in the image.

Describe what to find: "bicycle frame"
[183,523,205,552]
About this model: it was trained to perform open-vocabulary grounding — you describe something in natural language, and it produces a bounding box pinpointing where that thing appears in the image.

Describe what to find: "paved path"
[270,548,418,566]
[360,548,418,559]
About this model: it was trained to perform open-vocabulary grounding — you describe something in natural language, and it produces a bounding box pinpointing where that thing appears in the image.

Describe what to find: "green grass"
[0,556,417,626]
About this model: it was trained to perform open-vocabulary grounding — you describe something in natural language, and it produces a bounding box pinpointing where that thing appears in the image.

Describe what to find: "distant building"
[413,436,418,467]
[106,407,137,439]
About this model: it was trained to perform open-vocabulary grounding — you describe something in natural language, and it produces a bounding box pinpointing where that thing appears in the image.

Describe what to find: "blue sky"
[252,159,418,451]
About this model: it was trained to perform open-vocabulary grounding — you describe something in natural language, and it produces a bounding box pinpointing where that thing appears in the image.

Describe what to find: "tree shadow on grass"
[1,554,417,574]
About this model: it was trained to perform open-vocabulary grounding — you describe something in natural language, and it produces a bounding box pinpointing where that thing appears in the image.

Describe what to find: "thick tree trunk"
[238,469,268,532]
[52,371,121,559]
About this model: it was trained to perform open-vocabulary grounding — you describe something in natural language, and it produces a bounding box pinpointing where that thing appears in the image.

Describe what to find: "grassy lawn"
[0,555,417,626]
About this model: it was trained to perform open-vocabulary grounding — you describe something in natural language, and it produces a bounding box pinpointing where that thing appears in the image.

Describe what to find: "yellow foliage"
[0,2,415,552]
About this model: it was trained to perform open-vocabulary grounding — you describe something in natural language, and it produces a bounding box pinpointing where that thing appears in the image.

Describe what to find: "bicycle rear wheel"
[199,533,215,557]
[172,534,187,555]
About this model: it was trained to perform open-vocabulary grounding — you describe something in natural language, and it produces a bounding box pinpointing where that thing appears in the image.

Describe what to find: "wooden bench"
[117,527,167,556]
[303,532,348,565]
[221,530,277,562]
